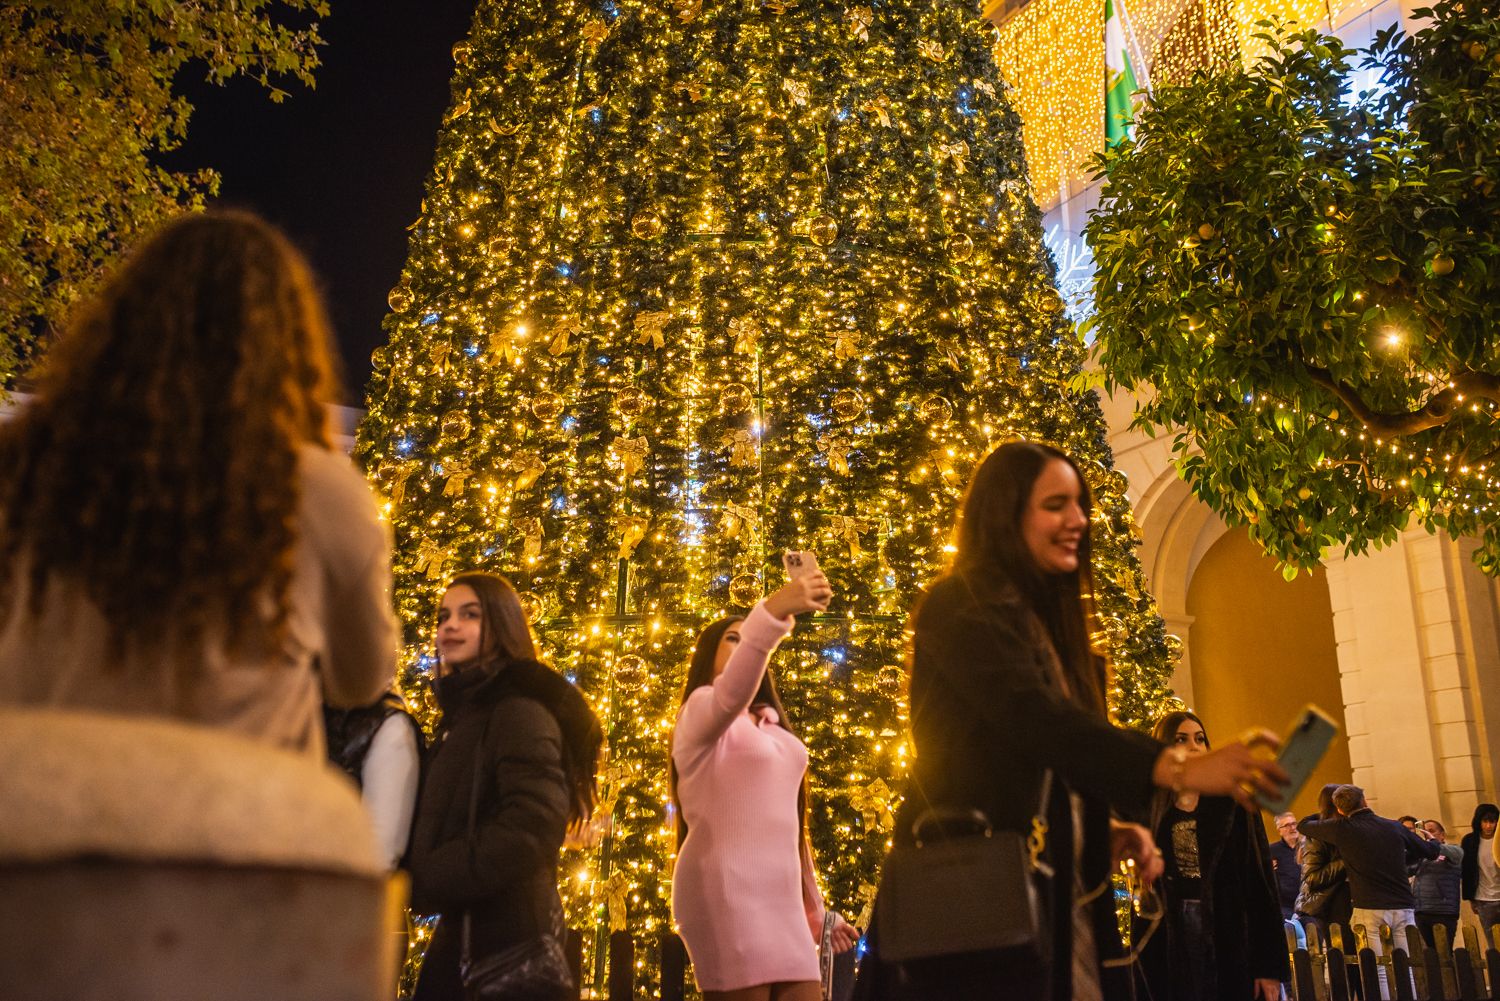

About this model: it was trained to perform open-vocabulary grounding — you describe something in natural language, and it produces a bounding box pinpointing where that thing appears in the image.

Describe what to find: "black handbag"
[458,710,575,1001]
[873,772,1052,964]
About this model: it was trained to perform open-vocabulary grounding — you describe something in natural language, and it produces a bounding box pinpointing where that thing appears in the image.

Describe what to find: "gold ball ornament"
[615,386,649,421]
[452,40,473,64]
[729,573,763,606]
[631,206,665,240]
[370,347,390,372]
[808,215,839,247]
[831,388,865,422]
[485,235,509,258]
[613,654,649,687]
[516,591,544,622]
[1163,634,1185,661]
[917,395,953,424]
[441,409,472,440]
[531,391,566,422]
[720,382,754,414]
[946,233,974,262]
[877,665,905,696]
[387,284,415,312]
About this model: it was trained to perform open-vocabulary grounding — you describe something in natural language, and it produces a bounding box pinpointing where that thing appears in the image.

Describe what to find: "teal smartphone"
[1256,704,1339,815]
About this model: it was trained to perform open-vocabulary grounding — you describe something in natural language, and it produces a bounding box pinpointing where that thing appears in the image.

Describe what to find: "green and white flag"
[1105,0,1140,147]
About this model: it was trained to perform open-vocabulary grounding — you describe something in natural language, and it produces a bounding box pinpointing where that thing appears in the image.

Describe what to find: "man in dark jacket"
[1299,785,1440,999]
[1269,812,1302,919]
[1412,819,1464,950]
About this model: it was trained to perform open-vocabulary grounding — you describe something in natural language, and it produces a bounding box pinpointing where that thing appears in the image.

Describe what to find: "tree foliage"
[1086,0,1500,574]
[0,1,330,387]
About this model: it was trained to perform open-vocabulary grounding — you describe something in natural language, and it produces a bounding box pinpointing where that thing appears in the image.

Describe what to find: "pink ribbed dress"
[671,602,825,990]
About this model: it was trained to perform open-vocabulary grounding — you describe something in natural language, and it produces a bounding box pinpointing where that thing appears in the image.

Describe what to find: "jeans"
[1351,907,1416,1000]
[1474,898,1500,951]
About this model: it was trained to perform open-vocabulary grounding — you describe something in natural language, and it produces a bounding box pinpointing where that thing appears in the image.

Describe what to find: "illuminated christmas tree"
[358,0,1177,994]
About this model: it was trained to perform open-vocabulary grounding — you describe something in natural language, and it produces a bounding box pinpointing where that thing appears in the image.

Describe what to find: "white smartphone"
[782,550,820,580]
[1256,704,1339,815]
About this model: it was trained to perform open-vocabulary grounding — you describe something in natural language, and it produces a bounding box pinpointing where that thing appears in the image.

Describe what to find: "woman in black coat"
[855,442,1287,1001]
[408,571,603,1001]
[1137,711,1289,1001]
[1293,784,1354,952]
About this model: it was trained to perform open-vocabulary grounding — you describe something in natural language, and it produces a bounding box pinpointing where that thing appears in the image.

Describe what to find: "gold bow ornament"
[828,514,869,558]
[613,435,650,477]
[488,325,522,364]
[385,462,417,505]
[918,38,945,61]
[511,451,546,491]
[442,458,475,496]
[673,0,702,22]
[580,19,610,45]
[633,310,671,349]
[414,535,448,581]
[722,501,761,543]
[729,314,761,354]
[782,78,810,107]
[722,428,757,467]
[429,341,453,374]
[860,95,893,128]
[846,5,873,41]
[937,139,969,173]
[605,871,631,932]
[849,778,896,831]
[547,317,582,356]
[819,433,853,476]
[510,517,544,562]
[831,328,862,361]
[616,514,650,559]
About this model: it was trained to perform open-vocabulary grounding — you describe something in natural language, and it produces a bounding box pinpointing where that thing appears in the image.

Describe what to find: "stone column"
[1324,528,1500,824]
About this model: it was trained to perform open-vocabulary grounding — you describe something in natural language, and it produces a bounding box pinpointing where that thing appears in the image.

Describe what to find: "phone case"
[1257,705,1338,815]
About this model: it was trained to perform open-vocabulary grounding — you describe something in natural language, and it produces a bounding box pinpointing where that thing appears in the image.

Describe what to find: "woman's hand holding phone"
[765,572,832,619]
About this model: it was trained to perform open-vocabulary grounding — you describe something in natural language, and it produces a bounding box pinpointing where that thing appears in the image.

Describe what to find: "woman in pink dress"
[670,571,859,1001]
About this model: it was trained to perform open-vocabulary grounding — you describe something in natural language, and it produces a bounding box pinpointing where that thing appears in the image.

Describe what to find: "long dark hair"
[1317,783,1343,820]
[0,210,339,677]
[442,571,600,832]
[947,440,1105,713]
[1151,709,1208,749]
[669,617,811,859]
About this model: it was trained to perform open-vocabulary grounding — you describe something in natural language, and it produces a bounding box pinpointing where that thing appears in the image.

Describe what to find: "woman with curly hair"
[0,210,396,755]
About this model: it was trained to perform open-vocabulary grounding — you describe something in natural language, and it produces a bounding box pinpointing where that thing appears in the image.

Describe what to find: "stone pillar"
[1324,528,1500,825]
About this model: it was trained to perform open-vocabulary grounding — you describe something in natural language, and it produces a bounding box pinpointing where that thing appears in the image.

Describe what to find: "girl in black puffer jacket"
[407,572,603,1001]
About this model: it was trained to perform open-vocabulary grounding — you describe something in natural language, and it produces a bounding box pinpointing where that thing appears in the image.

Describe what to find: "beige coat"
[0,446,398,756]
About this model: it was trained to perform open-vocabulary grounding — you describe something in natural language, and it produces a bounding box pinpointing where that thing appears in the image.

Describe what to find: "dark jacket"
[408,657,588,998]
[860,574,1163,1001]
[1299,809,1438,911]
[1294,830,1353,923]
[1459,831,1500,901]
[1269,838,1302,916]
[1136,795,1290,1000]
[1412,840,1464,915]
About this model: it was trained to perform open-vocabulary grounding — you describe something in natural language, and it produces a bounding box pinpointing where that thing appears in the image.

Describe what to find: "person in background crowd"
[1299,785,1439,999]
[325,690,423,870]
[1462,803,1500,944]
[1412,819,1464,951]
[1270,812,1304,920]
[670,569,858,1001]
[1294,784,1355,952]
[854,441,1287,1001]
[0,210,396,755]
[407,572,603,1001]
[1137,711,1289,1001]
[1398,816,1419,832]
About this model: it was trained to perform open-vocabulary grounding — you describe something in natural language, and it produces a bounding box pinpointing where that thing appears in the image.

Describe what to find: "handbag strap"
[460,707,496,970]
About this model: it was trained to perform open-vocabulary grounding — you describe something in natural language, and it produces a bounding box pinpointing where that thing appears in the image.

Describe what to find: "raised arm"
[673,601,794,757]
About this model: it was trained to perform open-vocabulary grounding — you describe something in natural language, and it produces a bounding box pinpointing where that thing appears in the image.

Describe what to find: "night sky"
[175,0,478,400]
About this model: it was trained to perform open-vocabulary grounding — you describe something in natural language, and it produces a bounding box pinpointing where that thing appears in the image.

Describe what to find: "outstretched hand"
[765,571,833,619]
[1174,729,1290,811]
